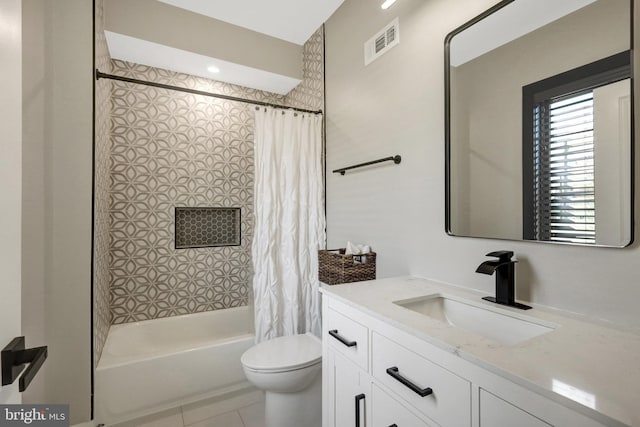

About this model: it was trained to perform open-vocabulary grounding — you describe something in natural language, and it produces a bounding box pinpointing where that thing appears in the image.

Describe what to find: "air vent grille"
[364,18,400,66]
[375,34,386,53]
[386,26,396,44]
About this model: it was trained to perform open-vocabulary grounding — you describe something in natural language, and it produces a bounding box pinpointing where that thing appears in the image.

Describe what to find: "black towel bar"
[333,155,401,175]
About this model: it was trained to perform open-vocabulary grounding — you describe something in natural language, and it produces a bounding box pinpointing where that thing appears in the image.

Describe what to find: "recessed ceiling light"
[207,65,220,73]
[381,0,397,9]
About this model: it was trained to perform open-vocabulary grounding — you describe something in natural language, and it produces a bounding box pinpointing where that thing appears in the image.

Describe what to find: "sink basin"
[393,294,557,345]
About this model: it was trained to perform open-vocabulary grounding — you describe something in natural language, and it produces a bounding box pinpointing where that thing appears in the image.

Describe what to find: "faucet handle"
[485,250,514,262]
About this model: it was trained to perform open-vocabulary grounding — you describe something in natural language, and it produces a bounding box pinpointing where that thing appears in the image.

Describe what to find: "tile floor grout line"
[185,407,248,427]
[179,405,187,427]
[120,397,265,427]
[238,409,248,427]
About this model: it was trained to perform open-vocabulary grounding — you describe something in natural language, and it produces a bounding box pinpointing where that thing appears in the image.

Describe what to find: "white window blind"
[532,91,595,244]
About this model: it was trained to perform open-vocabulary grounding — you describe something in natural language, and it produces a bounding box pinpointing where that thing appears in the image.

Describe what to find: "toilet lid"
[241,333,322,372]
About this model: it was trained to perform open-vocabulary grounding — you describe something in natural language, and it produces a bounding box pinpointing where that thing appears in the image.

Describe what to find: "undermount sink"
[393,294,557,346]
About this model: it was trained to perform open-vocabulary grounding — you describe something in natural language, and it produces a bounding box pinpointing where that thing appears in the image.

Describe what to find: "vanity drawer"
[372,384,434,427]
[372,332,471,426]
[325,307,369,371]
[480,389,551,427]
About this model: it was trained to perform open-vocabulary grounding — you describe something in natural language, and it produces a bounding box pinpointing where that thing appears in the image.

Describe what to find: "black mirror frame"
[443,0,635,247]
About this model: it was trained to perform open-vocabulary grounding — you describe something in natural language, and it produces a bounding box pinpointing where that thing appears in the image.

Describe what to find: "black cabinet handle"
[386,366,433,397]
[389,425,398,427]
[355,393,365,427]
[329,329,357,347]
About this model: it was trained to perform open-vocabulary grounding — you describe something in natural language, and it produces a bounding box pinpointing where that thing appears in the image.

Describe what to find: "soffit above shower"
[104,0,339,94]
[104,31,302,94]
[156,0,345,45]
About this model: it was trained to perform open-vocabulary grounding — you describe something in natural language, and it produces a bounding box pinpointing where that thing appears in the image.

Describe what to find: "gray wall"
[325,0,640,329]
[21,0,45,405]
[21,0,92,423]
[0,0,22,406]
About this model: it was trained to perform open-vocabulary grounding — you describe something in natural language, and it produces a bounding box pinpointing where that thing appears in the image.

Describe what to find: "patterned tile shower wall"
[286,26,325,111]
[108,60,287,324]
[93,0,112,365]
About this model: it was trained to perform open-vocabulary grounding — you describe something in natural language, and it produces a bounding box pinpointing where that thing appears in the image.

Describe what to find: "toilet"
[241,333,322,427]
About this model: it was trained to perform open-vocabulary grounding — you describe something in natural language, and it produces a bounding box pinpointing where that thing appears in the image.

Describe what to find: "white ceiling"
[450,0,597,66]
[157,0,345,45]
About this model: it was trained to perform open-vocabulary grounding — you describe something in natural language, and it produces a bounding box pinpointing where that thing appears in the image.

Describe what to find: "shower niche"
[175,207,241,249]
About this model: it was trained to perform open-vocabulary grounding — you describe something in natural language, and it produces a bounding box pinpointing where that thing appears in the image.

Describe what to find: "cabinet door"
[333,352,369,427]
[326,307,369,371]
[480,389,551,427]
[372,385,433,427]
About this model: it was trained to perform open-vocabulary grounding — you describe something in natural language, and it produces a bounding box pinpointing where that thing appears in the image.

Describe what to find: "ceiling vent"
[364,18,400,66]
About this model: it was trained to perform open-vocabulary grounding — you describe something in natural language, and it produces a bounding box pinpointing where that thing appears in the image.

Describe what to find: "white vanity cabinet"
[323,300,452,427]
[322,293,611,427]
[323,306,371,427]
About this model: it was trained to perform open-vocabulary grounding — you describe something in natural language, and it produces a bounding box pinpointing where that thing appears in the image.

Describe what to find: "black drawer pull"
[386,366,433,397]
[329,329,357,347]
[355,393,365,427]
[389,425,398,427]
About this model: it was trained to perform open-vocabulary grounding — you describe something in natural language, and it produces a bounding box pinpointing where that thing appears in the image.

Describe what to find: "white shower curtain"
[252,107,326,343]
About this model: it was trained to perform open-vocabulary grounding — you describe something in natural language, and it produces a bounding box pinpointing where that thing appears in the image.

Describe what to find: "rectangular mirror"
[445,0,633,247]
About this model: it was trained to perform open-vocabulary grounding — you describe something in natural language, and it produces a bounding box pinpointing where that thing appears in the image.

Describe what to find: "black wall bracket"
[2,337,47,392]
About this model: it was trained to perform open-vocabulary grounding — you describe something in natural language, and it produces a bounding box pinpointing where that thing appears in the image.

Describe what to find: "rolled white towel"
[345,242,372,263]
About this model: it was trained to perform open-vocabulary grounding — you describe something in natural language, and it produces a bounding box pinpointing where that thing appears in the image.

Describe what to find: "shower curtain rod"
[95,70,323,115]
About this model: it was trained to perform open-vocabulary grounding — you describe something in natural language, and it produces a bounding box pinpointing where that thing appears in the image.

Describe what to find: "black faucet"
[476,251,531,310]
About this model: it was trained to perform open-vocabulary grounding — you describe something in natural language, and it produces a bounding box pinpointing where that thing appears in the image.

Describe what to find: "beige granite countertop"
[320,276,640,427]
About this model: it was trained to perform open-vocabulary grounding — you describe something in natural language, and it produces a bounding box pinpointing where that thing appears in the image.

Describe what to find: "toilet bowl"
[241,333,322,427]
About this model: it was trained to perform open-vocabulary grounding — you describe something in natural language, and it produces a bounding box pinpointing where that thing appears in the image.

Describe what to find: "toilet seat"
[241,333,321,373]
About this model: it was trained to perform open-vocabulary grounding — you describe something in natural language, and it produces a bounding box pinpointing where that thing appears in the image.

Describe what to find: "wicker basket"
[318,249,376,285]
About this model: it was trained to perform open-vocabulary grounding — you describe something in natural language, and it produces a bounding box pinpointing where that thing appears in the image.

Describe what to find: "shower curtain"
[252,107,325,343]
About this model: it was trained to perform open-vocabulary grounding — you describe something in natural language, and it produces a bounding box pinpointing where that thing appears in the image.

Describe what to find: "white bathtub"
[95,306,255,425]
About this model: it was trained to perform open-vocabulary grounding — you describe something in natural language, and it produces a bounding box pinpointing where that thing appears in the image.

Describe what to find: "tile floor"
[111,390,265,427]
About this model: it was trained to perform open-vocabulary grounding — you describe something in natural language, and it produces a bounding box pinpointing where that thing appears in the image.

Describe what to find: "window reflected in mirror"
[522,53,631,245]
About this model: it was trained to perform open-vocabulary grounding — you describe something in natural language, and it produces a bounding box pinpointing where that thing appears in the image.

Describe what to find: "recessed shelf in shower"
[175,207,241,249]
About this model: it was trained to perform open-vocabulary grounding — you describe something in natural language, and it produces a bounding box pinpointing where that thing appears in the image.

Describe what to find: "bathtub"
[95,306,255,425]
